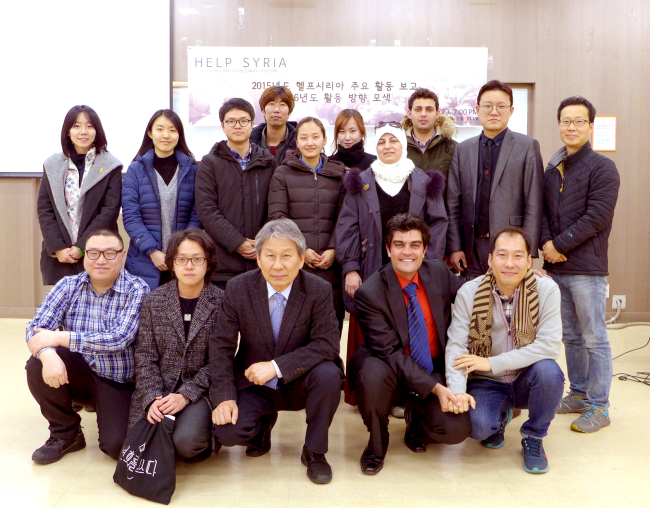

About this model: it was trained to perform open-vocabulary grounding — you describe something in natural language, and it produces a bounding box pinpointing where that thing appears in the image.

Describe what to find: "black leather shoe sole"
[32,432,86,465]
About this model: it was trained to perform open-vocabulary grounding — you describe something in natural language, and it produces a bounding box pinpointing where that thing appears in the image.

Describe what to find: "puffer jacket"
[336,166,448,313]
[401,114,458,184]
[268,150,346,288]
[195,141,276,282]
[540,141,620,276]
[122,149,201,289]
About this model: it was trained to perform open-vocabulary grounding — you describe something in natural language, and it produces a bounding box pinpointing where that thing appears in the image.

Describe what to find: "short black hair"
[165,228,218,282]
[385,213,431,248]
[219,98,255,122]
[408,88,439,111]
[557,96,596,123]
[60,105,108,158]
[490,226,532,256]
[85,228,124,250]
[477,80,513,106]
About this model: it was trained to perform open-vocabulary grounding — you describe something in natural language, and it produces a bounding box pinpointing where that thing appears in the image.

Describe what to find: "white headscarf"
[370,123,415,196]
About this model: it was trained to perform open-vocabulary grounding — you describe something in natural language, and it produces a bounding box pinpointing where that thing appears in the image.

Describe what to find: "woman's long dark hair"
[60,105,108,157]
[133,109,194,161]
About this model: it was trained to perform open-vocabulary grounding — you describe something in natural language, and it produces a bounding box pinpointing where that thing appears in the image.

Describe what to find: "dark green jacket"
[402,114,458,186]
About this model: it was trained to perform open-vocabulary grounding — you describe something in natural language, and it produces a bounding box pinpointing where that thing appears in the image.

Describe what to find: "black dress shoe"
[404,408,427,453]
[71,402,83,413]
[246,412,278,457]
[360,449,384,475]
[301,446,332,484]
[32,430,86,465]
[404,433,427,453]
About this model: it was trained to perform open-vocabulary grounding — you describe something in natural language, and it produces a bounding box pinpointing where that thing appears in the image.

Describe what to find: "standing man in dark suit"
[350,213,471,475]
[210,218,344,484]
[447,80,544,278]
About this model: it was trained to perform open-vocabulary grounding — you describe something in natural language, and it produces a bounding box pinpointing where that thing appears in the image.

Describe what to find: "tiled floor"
[2,317,650,507]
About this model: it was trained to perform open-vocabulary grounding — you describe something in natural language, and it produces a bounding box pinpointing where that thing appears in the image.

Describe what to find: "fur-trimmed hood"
[401,113,457,141]
[343,167,445,200]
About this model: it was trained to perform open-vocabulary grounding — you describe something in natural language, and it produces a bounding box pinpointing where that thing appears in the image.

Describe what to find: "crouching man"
[445,227,564,473]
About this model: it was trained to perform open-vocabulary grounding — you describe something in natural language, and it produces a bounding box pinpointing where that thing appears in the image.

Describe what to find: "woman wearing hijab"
[335,121,448,405]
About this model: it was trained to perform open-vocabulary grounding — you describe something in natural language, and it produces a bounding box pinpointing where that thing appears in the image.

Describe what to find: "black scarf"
[333,140,367,168]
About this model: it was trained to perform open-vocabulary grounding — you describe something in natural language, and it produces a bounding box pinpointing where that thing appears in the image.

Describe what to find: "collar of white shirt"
[266,282,293,312]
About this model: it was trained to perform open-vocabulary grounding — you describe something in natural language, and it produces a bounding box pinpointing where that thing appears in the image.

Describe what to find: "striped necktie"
[403,282,433,374]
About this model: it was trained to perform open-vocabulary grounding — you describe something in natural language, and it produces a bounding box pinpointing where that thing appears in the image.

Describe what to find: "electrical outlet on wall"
[612,295,626,310]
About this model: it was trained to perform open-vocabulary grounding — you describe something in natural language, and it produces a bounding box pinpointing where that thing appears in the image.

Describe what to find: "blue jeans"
[550,274,612,409]
[467,360,564,440]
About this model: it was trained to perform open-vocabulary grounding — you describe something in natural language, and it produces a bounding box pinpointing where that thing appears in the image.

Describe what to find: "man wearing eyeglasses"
[195,98,277,290]
[446,80,544,278]
[25,229,149,465]
[541,96,620,433]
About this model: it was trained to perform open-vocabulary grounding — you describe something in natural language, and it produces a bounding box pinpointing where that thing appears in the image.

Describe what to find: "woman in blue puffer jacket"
[122,109,201,289]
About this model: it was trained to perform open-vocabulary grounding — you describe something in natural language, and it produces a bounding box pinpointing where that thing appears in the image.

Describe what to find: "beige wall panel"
[0,179,41,317]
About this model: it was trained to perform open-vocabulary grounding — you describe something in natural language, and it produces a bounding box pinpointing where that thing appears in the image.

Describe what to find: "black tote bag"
[114,416,176,505]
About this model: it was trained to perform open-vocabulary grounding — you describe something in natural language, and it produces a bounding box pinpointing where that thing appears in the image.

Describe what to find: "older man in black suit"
[350,213,472,475]
[210,218,343,484]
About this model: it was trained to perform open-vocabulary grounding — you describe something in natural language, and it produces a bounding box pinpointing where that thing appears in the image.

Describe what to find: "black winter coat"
[195,141,276,282]
[268,151,346,288]
[541,142,620,275]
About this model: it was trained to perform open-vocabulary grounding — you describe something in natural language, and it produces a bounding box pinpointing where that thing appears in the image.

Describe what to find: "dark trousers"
[465,236,491,279]
[172,398,212,459]
[213,361,343,455]
[468,360,565,440]
[354,350,471,457]
[26,347,134,460]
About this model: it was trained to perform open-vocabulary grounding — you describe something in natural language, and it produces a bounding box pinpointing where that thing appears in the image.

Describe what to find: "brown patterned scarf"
[468,269,539,357]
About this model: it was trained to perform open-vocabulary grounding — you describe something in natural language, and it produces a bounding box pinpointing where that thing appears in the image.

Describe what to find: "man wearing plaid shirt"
[26,229,149,465]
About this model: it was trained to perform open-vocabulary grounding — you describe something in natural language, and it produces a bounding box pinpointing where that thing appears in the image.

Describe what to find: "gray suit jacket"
[446,128,544,258]
[210,269,343,407]
[128,280,224,430]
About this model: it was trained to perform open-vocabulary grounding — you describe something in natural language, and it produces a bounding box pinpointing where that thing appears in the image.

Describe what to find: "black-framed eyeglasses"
[173,257,207,266]
[479,104,511,113]
[86,249,123,260]
[559,118,589,127]
[223,119,252,127]
[374,121,402,131]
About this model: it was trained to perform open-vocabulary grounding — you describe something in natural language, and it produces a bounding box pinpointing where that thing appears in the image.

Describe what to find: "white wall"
[0,1,170,174]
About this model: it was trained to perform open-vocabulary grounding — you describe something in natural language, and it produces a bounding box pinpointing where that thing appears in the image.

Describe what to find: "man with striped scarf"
[445,227,564,474]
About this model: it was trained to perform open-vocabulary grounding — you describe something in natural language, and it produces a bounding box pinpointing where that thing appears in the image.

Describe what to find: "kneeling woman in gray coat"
[128,229,224,462]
